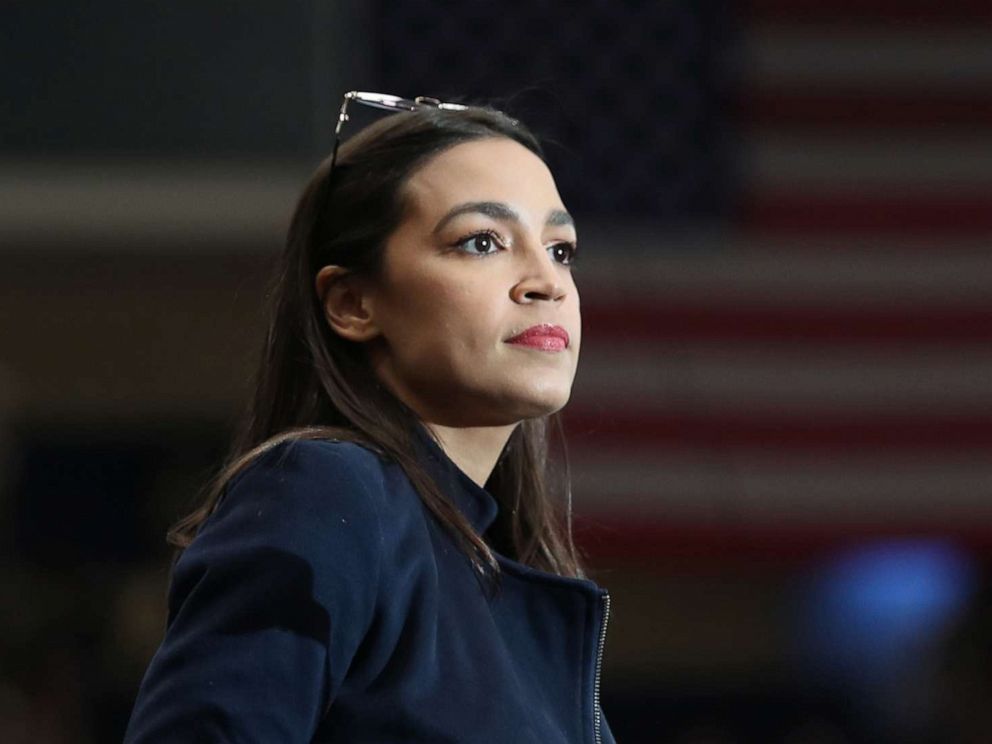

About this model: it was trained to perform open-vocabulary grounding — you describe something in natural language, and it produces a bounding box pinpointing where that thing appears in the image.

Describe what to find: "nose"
[509,240,568,304]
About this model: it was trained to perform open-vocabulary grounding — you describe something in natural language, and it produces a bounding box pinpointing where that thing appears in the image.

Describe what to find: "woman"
[124,92,616,743]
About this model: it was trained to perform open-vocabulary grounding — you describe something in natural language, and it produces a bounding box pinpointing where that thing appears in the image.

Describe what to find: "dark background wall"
[2,2,991,742]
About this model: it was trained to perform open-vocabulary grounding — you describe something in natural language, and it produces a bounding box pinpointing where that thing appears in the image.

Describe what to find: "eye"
[452,230,505,257]
[548,241,578,266]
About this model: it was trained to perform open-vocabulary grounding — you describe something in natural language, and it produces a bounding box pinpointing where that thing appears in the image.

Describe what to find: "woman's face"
[363,136,581,427]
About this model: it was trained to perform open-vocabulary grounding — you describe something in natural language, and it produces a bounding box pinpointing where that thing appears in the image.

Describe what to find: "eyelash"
[451,229,579,266]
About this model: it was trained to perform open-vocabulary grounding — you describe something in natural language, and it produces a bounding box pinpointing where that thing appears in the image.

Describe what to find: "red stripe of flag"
[746,0,992,25]
[563,410,992,452]
[575,517,992,565]
[582,301,992,345]
[736,90,992,131]
[739,192,992,236]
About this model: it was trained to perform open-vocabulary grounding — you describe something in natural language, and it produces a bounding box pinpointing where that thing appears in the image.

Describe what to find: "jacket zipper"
[593,591,611,744]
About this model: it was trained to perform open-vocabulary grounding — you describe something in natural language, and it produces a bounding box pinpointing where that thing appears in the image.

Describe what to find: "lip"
[505,323,570,351]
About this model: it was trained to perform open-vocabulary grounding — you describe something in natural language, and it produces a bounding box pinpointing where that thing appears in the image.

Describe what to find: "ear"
[314,265,380,343]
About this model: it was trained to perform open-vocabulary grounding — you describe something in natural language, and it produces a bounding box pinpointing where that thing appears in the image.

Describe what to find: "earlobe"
[314,265,379,342]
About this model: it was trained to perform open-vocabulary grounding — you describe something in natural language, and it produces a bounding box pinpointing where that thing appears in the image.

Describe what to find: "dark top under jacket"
[124,422,615,743]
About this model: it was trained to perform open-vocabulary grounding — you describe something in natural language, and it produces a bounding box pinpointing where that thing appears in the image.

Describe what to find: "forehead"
[400,137,564,222]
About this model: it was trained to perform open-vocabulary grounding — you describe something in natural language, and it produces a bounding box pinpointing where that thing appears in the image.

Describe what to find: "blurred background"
[2,1,991,742]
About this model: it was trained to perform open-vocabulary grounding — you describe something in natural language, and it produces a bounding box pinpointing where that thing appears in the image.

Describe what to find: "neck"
[422,422,517,487]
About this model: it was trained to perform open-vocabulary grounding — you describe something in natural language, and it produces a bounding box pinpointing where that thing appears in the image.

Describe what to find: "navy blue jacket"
[124,422,616,743]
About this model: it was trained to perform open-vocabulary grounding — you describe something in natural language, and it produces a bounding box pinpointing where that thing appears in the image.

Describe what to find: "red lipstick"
[505,324,569,352]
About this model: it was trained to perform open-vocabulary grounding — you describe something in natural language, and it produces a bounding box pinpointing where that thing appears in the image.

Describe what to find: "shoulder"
[225,438,389,524]
[139,439,407,734]
[172,438,408,623]
[230,437,388,496]
[182,438,399,571]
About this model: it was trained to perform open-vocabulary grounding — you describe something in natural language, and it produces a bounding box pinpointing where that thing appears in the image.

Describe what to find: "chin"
[511,389,572,419]
[455,390,569,427]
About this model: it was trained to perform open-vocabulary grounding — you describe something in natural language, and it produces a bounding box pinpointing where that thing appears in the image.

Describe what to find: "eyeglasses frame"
[328,91,471,176]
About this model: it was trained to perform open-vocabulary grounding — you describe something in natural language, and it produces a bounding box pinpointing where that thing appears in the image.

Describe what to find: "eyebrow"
[431,201,574,235]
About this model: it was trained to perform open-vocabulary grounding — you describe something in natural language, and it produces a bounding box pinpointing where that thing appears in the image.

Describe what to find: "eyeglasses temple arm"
[329,94,353,172]
[334,93,353,137]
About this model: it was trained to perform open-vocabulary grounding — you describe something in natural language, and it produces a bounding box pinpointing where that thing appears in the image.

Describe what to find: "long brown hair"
[167,104,586,589]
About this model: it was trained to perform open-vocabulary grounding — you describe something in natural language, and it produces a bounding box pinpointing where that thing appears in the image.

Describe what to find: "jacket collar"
[410,421,500,535]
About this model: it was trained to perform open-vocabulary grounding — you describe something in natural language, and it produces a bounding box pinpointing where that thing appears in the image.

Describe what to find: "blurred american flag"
[568,0,992,562]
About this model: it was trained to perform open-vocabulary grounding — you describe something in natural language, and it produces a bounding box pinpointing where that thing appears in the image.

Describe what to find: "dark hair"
[167,104,586,590]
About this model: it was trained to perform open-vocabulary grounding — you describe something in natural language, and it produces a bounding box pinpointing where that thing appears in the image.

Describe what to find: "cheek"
[394,277,498,354]
[437,285,503,354]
